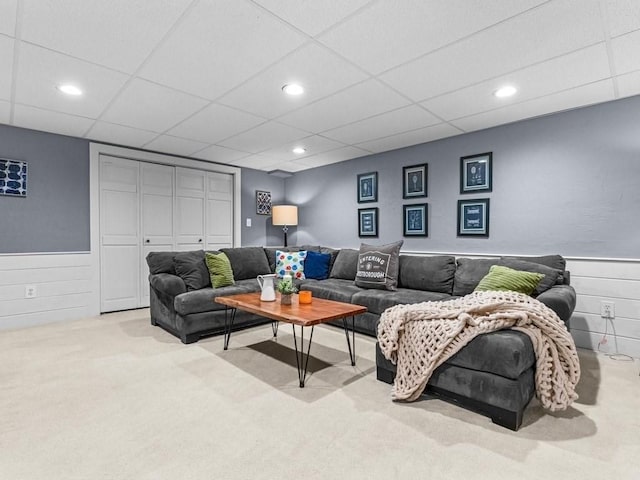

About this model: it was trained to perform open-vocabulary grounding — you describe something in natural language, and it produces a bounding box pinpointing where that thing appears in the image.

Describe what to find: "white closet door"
[100,155,140,312]
[175,167,205,251]
[140,163,174,307]
[206,172,234,250]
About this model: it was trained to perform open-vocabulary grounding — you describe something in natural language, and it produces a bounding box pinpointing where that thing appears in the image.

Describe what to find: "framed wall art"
[403,204,428,237]
[357,171,378,203]
[460,152,492,194]
[457,198,490,237]
[0,158,27,197]
[358,207,378,237]
[403,163,427,199]
[256,190,271,215]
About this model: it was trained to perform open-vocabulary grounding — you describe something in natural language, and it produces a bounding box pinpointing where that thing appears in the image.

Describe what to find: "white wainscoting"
[0,253,99,330]
[567,258,640,358]
[2,250,639,359]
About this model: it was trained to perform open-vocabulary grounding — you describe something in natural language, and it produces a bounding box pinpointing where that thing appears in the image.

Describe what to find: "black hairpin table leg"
[223,307,237,350]
[292,324,315,388]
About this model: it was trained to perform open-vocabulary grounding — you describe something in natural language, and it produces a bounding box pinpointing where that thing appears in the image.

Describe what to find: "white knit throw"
[377,290,580,410]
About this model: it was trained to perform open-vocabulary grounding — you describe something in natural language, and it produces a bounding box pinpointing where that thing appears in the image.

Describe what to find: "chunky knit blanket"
[377,290,580,410]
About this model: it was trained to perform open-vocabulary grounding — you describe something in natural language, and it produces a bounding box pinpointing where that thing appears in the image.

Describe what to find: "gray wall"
[0,124,90,253]
[240,168,286,247]
[285,95,640,259]
[0,122,285,253]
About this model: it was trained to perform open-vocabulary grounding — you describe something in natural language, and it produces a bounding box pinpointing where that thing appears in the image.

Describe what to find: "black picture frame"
[357,172,378,203]
[358,207,378,237]
[255,190,271,215]
[403,163,428,199]
[460,152,492,194]
[403,204,428,237]
[457,198,490,237]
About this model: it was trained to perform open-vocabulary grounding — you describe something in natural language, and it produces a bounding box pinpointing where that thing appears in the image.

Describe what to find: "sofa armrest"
[536,284,576,325]
[150,273,187,297]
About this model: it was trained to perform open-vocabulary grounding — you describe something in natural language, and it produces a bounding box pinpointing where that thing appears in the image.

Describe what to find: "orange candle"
[299,290,312,304]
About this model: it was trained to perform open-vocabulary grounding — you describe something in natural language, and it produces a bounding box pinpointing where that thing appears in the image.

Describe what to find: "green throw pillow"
[474,265,544,296]
[205,252,235,288]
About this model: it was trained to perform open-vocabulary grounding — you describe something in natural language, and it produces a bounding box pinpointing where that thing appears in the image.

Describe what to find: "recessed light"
[494,85,517,98]
[292,147,306,154]
[282,83,304,96]
[57,84,83,96]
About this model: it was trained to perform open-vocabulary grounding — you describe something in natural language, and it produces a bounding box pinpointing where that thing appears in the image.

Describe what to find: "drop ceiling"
[1,0,639,172]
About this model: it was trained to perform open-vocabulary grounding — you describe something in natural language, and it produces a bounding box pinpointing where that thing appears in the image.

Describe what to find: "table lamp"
[272,205,298,247]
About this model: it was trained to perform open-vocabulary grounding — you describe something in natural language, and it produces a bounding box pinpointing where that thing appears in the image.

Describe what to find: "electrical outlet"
[600,301,615,319]
[24,285,37,299]
[246,218,252,227]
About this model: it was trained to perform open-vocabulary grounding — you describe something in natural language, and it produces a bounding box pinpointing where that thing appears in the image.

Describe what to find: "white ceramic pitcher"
[257,274,277,302]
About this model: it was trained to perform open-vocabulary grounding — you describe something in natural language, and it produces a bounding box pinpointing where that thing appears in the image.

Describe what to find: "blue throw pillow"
[304,251,331,280]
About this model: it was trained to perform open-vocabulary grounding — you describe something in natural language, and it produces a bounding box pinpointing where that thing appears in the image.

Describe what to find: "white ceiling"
[1,0,639,172]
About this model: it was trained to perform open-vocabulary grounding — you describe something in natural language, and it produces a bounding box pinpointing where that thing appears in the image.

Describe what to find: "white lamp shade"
[272,205,298,226]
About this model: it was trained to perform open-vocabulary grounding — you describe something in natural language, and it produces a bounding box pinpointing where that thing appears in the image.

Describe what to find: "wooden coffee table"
[215,292,367,387]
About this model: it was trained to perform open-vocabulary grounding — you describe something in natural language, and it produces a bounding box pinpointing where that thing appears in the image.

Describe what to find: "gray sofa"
[147,246,576,430]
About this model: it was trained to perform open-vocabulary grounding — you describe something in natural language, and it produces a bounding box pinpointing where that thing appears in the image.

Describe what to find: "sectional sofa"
[147,245,576,430]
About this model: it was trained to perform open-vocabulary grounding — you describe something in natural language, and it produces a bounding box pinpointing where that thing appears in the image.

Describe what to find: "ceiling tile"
[168,103,264,144]
[15,43,129,118]
[278,79,410,132]
[101,78,208,133]
[253,0,371,36]
[143,134,209,157]
[604,0,640,37]
[258,135,346,162]
[12,104,94,137]
[611,29,640,75]
[195,144,250,164]
[218,43,367,118]
[0,99,10,123]
[422,44,611,121]
[319,0,547,74]
[219,121,310,154]
[451,80,615,132]
[356,123,461,153]
[0,36,13,100]
[297,146,371,168]
[138,0,307,99]
[229,154,282,170]
[0,0,17,36]
[322,105,440,144]
[616,70,640,98]
[380,0,604,101]
[86,121,158,148]
[21,0,192,73]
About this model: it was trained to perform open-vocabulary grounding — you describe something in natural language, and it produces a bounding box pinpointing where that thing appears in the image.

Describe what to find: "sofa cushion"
[475,265,543,295]
[329,249,359,280]
[504,254,566,272]
[496,258,564,296]
[398,255,456,294]
[205,252,235,288]
[304,251,331,280]
[320,246,340,272]
[444,330,536,380]
[174,279,260,315]
[299,278,363,303]
[146,251,176,275]
[221,247,271,281]
[355,240,403,291]
[174,250,211,291]
[352,288,450,315]
[275,250,307,279]
[453,258,499,296]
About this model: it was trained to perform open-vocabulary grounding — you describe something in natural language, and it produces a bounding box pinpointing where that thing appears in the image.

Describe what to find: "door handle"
[145,239,150,243]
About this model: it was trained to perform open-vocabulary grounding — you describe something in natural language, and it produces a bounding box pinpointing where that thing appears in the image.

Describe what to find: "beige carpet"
[1,309,639,480]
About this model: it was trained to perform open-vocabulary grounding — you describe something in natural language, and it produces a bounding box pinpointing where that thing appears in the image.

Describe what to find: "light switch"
[246,218,252,227]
